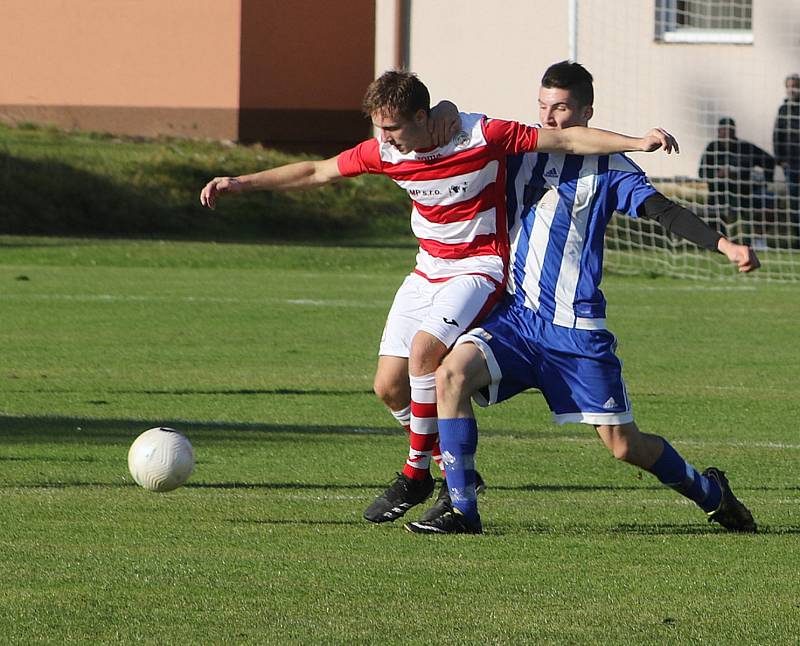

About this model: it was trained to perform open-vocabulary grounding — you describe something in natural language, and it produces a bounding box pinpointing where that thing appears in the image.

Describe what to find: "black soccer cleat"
[363,472,435,523]
[703,467,757,533]
[418,471,486,523]
[405,505,483,535]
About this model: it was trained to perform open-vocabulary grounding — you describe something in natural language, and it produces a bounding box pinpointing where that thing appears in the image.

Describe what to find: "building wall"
[238,0,375,151]
[0,0,375,149]
[374,0,569,122]
[376,0,800,179]
[0,0,242,139]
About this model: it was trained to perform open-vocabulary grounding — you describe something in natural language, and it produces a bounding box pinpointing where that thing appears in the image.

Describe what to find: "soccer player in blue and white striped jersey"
[406,61,759,535]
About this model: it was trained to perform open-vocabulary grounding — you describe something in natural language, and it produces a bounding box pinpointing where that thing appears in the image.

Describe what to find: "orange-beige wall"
[238,0,375,149]
[0,0,375,150]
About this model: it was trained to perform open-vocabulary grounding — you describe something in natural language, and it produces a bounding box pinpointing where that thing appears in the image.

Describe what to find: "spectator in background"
[773,73,800,216]
[699,117,775,224]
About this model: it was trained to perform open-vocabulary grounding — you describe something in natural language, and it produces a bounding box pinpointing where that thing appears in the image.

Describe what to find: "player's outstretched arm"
[537,126,679,156]
[199,156,343,209]
[638,192,760,274]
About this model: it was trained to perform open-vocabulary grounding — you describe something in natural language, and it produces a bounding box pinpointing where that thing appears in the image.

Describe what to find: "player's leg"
[404,276,500,496]
[405,330,489,485]
[595,422,721,510]
[595,422,755,532]
[403,274,501,482]
[539,322,755,532]
[411,340,493,525]
[364,277,433,523]
[593,422,663,467]
[373,354,411,430]
[407,307,536,534]
[406,342,489,534]
[403,330,448,483]
[434,341,491,520]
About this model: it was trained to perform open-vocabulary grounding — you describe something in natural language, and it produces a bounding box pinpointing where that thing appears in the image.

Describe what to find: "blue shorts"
[454,302,633,426]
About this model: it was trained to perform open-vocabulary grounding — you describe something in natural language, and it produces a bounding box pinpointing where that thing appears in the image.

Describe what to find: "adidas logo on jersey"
[602,397,619,410]
[544,167,559,178]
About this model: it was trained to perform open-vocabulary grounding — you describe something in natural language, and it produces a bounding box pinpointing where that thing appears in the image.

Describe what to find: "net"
[575,0,800,282]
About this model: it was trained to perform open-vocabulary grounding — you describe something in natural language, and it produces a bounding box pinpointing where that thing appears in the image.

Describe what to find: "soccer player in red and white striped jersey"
[200,70,677,524]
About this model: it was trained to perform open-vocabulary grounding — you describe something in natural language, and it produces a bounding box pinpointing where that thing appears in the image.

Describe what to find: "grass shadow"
[0,414,400,443]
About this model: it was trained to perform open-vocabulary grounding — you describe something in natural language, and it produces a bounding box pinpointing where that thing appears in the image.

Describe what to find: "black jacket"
[699,138,775,206]
[773,99,800,167]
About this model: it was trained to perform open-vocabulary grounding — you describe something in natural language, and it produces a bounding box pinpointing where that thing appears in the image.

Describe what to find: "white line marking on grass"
[557,436,800,450]
[0,294,387,308]
[615,284,759,292]
[678,439,800,450]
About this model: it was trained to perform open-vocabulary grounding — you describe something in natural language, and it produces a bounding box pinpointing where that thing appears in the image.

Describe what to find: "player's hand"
[199,176,243,209]
[640,128,679,154]
[428,100,461,147]
[718,238,761,273]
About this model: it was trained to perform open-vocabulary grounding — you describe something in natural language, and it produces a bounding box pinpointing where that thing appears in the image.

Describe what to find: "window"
[655,0,753,44]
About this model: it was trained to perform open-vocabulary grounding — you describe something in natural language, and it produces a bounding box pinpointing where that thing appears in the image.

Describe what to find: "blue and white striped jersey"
[505,151,656,329]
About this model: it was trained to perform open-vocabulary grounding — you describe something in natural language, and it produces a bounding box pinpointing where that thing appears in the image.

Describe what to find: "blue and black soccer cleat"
[405,505,483,535]
[417,471,486,523]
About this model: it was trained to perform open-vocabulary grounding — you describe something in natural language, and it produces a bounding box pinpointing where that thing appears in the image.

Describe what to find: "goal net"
[574,0,800,282]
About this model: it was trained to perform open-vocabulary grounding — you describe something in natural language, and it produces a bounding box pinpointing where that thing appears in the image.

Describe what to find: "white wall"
[376,0,800,179]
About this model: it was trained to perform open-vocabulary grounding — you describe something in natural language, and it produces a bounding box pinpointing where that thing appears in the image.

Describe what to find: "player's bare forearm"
[237,158,341,191]
[199,156,342,209]
[718,238,761,273]
[537,126,679,155]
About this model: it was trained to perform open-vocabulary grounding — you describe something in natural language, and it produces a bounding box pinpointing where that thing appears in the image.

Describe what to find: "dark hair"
[718,117,736,127]
[362,70,430,120]
[786,73,800,85]
[541,60,594,108]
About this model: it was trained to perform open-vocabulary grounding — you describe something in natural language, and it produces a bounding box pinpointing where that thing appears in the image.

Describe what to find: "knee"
[407,351,426,378]
[435,361,469,403]
[609,437,635,463]
[373,375,409,410]
[409,332,447,377]
[600,425,639,463]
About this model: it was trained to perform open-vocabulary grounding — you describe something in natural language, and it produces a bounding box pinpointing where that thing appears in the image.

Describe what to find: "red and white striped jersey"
[337,113,540,284]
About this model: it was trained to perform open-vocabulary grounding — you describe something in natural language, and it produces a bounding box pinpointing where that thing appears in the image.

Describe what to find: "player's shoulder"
[482,114,537,136]
[606,152,647,174]
[455,112,489,146]
[337,137,382,175]
[341,136,380,158]
[420,112,488,157]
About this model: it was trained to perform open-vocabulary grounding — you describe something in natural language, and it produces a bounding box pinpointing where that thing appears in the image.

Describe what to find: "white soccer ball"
[128,427,195,492]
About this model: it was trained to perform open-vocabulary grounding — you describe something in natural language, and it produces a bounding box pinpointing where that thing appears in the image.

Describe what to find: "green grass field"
[1,236,798,644]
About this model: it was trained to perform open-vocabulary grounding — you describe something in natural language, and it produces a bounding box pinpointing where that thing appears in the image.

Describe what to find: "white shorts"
[379,272,503,358]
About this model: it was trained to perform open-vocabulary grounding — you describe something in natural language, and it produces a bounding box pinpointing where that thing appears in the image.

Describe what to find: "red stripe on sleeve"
[483,118,539,154]
[336,139,382,177]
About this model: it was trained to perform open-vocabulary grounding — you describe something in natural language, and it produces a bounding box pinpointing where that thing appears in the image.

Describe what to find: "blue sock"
[648,440,721,513]
[438,417,479,522]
